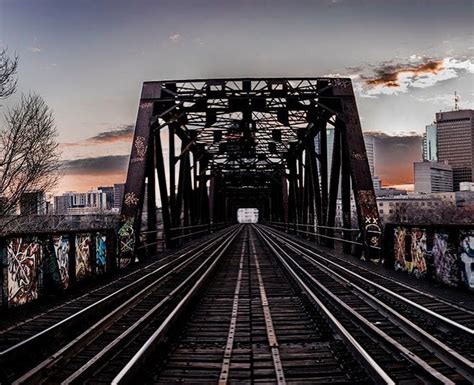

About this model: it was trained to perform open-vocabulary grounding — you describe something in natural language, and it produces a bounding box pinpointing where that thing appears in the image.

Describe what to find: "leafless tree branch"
[0,93,61,219]
[0,48,18,99]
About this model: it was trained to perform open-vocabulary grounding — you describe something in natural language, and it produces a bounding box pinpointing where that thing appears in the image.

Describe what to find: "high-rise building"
[113,183,125,210]
[422,123,437,161]
[314,127,335,174]
[20,191,46,215]
[98,186,114,209]
[436,109,474,190]
[414,161,453,193]
[364,135,375,176]
[314,130,379,190]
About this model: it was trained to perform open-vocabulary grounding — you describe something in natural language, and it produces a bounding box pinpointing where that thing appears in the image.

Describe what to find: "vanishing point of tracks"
[0,224,473,384]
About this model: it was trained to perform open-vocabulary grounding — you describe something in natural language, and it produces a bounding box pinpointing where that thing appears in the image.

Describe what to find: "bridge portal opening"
[237,208,259,223]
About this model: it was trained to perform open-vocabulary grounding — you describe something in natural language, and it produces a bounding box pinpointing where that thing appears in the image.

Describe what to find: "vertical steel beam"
[119,83,158,257]
[319,122,328,232]
[333,81,381,257]
[341,125,353,254]
[281,175,289,225]
[146,146,157,255]
[326,120,342,247]
[168,123,176,223]
[307,137,322,242]
[155,129,172,248]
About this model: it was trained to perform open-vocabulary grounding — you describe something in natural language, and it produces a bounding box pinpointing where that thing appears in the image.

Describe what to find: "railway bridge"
[0,78,473,384]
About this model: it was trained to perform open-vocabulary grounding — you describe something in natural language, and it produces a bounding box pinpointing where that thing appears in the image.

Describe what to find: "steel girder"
[118,78,381,257]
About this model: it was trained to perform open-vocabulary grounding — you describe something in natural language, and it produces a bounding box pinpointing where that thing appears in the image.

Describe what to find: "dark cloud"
[62,155,129,175]
[88,124,134,144]
[364,131,422,185]
[62,125,134,147]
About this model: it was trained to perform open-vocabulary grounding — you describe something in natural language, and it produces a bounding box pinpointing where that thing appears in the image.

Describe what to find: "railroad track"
[0,225,241,384]
[110,225,380,384]
[265,225,474,331]
[2,223,472,384]
[257,224,474,384]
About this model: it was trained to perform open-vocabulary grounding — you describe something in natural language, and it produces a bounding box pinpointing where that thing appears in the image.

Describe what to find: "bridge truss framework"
[119,78,381,257]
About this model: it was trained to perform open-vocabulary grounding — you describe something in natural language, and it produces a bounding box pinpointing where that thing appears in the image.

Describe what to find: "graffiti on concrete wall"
[394,227,407,271]
[75,234,92,281]
[394,227,427,278]
[7,238,42,306]
[118,217,134,268]
[96,234,107,274]
[392,226,473,289]
[53,236,70,289]
[460,231,474,289]
[410,228,428,278]
[431,231,461,287]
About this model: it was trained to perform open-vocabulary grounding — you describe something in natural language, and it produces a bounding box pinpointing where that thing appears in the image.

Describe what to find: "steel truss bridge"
[119,77,381,256]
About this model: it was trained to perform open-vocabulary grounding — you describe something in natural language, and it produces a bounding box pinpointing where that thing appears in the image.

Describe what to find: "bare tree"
[0,94,61,219]
[0,48,18,99]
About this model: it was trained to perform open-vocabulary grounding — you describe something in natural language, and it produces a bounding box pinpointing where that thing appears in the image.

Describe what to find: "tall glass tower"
[422,123,437,161]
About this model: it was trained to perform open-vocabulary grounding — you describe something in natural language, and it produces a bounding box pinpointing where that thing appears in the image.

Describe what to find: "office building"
[364,135,375,176]
[98,186,114,209]
[113,184,125,210]
[314,130,380,191]
[422,123,437,161]
[20,191,46,215]
[414,161,453,193]
[436,109,474,190]
[54,190,107,214]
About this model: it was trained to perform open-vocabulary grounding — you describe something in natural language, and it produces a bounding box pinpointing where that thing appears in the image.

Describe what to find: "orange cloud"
[366,60,444,88]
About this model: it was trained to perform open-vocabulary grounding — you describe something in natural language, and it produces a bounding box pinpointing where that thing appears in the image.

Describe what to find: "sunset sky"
[1,0,473,192]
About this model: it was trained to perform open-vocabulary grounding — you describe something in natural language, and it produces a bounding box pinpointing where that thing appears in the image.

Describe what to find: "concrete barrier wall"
[1,229,115,308]
[385,224,474,290]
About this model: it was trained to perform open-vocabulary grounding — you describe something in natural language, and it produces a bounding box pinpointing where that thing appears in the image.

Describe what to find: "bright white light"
[237,208,259,223]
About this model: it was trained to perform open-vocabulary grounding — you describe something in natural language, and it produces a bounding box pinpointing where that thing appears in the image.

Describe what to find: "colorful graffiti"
[52,236,70,289]
[431,232,461,287]
[75,234,92,281]
[7,238,42,306]
[96,234,107,274]
[395,228,438,279]
[394,227,407,271]
[118,217,134,268]
[460,231,474,289]
[392,226,473,289]
[410,228,428,278]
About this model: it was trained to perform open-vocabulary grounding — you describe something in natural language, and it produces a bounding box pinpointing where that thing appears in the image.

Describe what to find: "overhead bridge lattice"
[119,78,380,256]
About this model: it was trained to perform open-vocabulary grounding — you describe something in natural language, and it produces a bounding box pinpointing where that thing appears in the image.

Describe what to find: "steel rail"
[262,224,474,335]
[111,225,244,385]
[263,226,474,380]
[257,226,457,385]
[12,228,237,385]
[268,225,474,315]
[253,226,395,385]
[59,225,244,385]
[218,238,246,385]
[249,233,286,385]
[0,225,239,366]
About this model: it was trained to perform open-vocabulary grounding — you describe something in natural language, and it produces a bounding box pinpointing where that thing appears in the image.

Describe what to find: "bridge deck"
[0,225,473,384]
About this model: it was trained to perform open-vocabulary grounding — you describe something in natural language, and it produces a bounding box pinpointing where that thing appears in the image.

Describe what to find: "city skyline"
[1,0,473,192]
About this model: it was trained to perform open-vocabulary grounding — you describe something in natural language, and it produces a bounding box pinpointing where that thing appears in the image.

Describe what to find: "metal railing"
[263,221,382,256]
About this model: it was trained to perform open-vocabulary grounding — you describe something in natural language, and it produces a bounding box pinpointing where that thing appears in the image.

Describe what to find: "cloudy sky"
[1,0,473,192]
